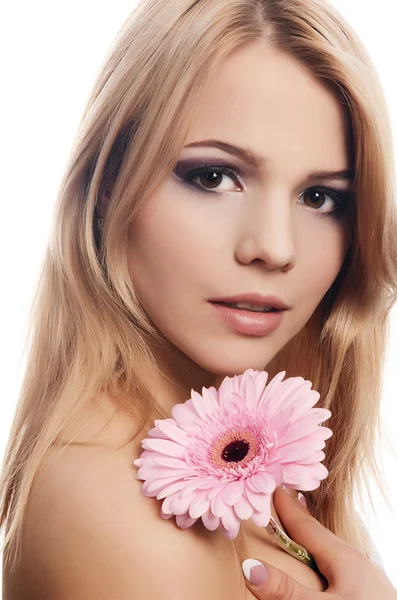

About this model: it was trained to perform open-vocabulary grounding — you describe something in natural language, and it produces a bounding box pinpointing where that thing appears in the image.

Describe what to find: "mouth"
[208,301,286,336]
[210,301,284,314]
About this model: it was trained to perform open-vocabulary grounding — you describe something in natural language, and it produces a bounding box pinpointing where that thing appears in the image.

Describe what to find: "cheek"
[126,188,217,331]
[295,218,348,315]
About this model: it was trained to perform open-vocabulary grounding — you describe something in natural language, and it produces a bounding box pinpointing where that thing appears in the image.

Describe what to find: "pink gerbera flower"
[133,368,332,539]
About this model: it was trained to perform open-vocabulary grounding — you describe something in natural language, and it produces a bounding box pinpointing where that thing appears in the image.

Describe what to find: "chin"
[186,345,273,379]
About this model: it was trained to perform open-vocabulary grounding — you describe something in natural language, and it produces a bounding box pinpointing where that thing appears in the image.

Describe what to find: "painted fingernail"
[281,484,292,495]
[242,559,269,586]
[297,492,307,507]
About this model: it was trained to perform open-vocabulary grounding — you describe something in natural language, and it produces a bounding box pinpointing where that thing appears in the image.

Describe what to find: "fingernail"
[242,559,269,586]
[281,484,292,495]
[297,492,307,507]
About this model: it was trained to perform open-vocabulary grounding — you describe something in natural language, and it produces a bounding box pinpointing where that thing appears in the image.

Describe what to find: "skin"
[126,40,353,413]
[7,42,374,599]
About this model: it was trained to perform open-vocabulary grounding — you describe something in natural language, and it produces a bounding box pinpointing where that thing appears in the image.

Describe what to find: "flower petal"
[154,419,191,446]
[245,487,271,513]
[211,492,229,517]
[175,513,199,529]
[249,472,276,494]
[294,450,325,464]
[141,438,186,458]
[222,479,244,506]
[201,510,221,531]
[220,508,241,538]
[180,478,212,498]
[251,507,271,527]
[283,461,328,488]
[171,402,200,425]
[189,492,211,519]
[142,475,186,496]
[160,505,174,519]
[264,463,284,486]
[170,491,193,515]
[234,494,254,520]
[157,479,192,500]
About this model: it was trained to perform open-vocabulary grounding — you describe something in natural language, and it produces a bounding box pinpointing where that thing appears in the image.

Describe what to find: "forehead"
[184,42,352,177]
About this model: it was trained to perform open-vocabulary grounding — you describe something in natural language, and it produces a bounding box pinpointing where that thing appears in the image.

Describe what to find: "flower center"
[208,427,261,470]
[221,440,249,462]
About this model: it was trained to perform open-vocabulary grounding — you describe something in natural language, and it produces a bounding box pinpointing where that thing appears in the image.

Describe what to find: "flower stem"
[265,516,319,571]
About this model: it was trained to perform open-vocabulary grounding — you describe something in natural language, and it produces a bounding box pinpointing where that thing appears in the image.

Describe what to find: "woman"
[1,0,397,597]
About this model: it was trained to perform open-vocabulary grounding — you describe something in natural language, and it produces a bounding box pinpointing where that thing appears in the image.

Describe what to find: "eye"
[173,162,244,195]
[298,187,350,218]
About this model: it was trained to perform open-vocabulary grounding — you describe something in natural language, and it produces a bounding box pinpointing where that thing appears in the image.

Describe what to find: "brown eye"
[298,187,343,216]
[302,189,327,209]
[197,170,224,189]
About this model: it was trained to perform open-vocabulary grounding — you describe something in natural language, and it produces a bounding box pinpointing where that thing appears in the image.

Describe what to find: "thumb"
[242,558,327,600]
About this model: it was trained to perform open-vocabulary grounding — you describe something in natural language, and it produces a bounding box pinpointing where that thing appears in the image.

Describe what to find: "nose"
[234,190,296,272]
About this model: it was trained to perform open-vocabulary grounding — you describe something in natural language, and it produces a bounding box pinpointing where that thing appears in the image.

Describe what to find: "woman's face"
[126,41,353,386]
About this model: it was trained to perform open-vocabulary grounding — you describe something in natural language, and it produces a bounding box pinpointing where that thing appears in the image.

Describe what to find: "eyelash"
[173,162,352,219]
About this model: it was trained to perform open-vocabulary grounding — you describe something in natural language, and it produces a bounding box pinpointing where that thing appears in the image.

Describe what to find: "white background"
[1,0,396,589]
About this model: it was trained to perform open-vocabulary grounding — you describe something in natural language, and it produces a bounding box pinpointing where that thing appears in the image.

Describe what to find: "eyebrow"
[183,139,354,182]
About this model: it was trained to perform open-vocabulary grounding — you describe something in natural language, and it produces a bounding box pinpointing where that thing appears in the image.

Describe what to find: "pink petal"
[140,455,190,469]
[142,475,185,496]
[171,402,200,424]
[154,419,191,446]
[249,472,276,494]
[256,371,287,414]
[137,465,190,480]
[157,480,192,500]
[264,463,284,486]
[160,505,174,519]
[161,493,177,515]
[261,376,305,418]
[294,450,325,464]
[189,492,211,519]
[283,461,328,488]
[245,487,271,513]
[175,513,199,529]
[141,438,186,458]
[190,390,213,420]
[220,508,241,539]
[234,494,254,520]
[201,510,221,531]
[217,376,235,409]
[211,492,229,517]
[278,410,332,446]
[147,427,169,439]
[180,479,213,498]
[222,479,244,506]
[251,507,271,527]
[288,390,323,423]
[276,427,332,461]
[201,386,220,413]
[172,492,195,515]
[208,483,226,500]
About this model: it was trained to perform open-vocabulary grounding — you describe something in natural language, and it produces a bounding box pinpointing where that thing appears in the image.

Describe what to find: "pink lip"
[209,302,286,336]
[209,292,290,310]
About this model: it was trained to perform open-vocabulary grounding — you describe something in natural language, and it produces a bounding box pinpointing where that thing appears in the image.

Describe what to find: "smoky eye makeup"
[172,158,246,191]
[171,157,354,219]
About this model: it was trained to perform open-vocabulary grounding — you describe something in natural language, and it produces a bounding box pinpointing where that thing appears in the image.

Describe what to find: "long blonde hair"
[1,0,397,573]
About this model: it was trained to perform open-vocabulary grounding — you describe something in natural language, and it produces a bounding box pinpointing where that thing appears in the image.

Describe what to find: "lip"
[209,302,286,336]
[208,292,290,310]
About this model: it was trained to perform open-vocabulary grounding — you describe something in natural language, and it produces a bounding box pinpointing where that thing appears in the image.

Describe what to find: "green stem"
[265,516,319,571]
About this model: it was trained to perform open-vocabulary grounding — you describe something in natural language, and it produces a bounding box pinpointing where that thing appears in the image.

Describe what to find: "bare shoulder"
[5,428,248,599]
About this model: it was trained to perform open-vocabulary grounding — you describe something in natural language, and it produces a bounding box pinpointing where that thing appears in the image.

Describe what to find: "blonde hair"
[1,0,397,574]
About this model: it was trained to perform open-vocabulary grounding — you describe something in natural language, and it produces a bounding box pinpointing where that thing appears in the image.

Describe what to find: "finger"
[273,486,349,580]
[242,558,335,600]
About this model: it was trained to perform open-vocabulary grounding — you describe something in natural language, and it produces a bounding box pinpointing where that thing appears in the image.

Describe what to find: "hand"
[242,486,397,600]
